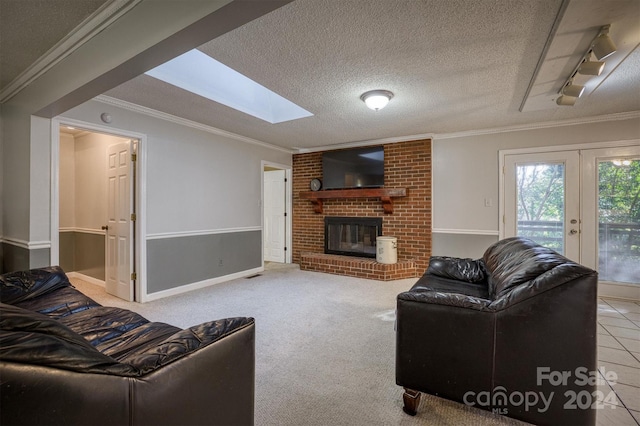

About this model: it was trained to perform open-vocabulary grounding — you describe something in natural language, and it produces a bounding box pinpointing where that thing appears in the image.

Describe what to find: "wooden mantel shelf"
[299,188,407,214]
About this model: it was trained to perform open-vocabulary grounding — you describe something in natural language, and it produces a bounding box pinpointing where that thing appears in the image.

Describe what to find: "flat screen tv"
[322,146,384,190]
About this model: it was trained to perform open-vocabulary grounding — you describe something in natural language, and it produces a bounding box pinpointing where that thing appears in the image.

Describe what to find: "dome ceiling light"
[360,90,394,111]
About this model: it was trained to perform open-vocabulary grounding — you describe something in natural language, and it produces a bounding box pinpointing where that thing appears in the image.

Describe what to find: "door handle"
[569,229,578,235]
[101,225,109,231]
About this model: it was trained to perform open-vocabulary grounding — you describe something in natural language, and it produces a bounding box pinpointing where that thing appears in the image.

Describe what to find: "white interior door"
[503,151,581,262]
[264,169,286,263]
[106,141,134,301]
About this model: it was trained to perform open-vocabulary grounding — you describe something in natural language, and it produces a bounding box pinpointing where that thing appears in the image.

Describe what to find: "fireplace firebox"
[324,217,383,258]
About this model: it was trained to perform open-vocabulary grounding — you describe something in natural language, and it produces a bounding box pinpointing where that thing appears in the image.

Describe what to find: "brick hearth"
[300,253,417,281]
[292,139,431,281]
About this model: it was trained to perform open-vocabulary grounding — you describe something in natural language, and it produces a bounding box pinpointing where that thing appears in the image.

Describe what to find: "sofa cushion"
[0,303,137,376]
[483,237,569,298]
[412,274,490,299]
[59,306,150,347]
[426,256,486,283]
[0,266,71,304]
[14,285,101,319]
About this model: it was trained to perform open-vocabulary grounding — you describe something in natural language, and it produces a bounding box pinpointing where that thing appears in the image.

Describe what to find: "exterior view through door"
[502,144,640,298]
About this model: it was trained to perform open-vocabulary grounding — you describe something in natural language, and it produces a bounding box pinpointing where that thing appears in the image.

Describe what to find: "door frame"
[50,117,147,302]
[261,161,292,264]
[499,139,640,299]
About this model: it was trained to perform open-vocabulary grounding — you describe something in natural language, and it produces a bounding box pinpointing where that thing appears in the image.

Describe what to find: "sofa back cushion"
[483,237,569,299]
[0,266,71,305]
[0,303,137,376]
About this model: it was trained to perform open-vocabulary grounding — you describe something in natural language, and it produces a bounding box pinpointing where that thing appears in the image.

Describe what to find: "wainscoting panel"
[59,231,105,281]
[146,230,262,294]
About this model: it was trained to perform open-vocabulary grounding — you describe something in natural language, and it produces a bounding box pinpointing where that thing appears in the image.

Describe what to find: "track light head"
[578,56,605,76]
[562,82,585,98]
[556,95,577,106]
[592,26,617,60]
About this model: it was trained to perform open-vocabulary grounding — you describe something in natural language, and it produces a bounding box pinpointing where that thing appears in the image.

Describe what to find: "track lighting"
[562,82,585,98]
[578,55,605,76]
[592,25,617,60]
[556,24,616,107]
[556,95,577,106]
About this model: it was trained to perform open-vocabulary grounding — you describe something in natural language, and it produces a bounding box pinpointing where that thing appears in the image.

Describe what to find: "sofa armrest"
[120,317,255,375]
[489,263,598,310]
[425,256,486,283]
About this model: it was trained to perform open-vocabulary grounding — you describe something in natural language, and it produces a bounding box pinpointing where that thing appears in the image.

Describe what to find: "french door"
[503,144,640,298]
[504,151,581,261]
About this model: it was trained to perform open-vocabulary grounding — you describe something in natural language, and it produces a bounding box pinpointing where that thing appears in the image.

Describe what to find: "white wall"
[59,133,75,228]
[60,99,292,236]
[432,115,640,258]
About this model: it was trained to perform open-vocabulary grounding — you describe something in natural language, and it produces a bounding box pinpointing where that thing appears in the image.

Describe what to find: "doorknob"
[569,229,578,235]
[101,225,109,231]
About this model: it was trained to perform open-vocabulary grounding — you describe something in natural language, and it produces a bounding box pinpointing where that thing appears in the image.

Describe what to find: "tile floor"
[596,298,640,425]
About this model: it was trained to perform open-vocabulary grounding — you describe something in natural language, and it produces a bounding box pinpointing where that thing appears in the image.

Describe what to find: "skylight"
[145,49,313,124]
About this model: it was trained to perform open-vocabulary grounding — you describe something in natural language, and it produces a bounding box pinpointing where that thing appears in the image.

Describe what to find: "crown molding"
[0,0,141,104]
[94,95,295,155]
[434,111,640,140]
[293,133,435,153]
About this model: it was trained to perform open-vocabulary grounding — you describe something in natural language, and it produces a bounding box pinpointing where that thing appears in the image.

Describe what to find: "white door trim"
[50,117,147,302]
[261,161,292,264]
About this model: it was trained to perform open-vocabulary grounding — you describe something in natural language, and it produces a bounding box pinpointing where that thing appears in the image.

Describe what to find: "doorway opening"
[262,161,292,265]
[52,119,145,302]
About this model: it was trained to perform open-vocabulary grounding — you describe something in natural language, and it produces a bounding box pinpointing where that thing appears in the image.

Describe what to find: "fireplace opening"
[325,217,383,258]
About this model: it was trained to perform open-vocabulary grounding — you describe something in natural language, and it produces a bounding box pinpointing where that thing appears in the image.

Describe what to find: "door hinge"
[131,213,136,221]
[131,153,137,162]
[131,272,137,280]
[284,212,287,217]
[284,247,287,251]
[284,177,288,182]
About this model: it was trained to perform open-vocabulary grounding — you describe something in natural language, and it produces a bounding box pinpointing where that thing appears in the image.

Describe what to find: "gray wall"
[432,115,640,258]
[147,230,261,293]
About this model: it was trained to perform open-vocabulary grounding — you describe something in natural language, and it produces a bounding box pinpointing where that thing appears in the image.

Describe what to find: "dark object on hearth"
[0,266,255,426]
[396,237,598,426]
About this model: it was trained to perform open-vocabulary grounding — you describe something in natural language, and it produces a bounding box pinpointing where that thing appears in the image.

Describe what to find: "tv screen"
[322,146,384,190]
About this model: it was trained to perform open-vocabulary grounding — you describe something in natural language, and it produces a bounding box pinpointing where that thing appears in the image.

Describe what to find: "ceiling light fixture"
[360,90,394,111]
[562,81,585,98]
[592,25,617,60]
[556,24,616,107]
[578,54,605,76]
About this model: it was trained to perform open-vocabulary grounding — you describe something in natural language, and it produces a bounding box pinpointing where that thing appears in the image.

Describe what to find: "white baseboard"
[67,272,105,287]
[142,267,264,302]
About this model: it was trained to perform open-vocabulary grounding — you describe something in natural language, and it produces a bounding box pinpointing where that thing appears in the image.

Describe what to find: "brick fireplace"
[292,139,432,280]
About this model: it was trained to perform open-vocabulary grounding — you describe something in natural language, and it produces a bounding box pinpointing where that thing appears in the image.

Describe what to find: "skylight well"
[145,49,312,124]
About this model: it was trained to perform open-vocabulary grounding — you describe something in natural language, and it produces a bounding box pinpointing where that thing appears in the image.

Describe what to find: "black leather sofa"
[396,237,598,425]
[0,266,255,426]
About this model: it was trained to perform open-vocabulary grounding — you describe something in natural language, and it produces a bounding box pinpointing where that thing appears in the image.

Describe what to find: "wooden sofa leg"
[402,388,422,416]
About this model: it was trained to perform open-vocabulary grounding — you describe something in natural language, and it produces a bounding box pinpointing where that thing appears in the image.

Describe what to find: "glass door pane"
[598,158,640,284]
[503,151,580,262]
[515,163,566,254]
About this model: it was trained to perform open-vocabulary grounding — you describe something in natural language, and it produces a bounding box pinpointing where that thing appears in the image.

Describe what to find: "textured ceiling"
[0,0,107,88]
[3,0,640,150]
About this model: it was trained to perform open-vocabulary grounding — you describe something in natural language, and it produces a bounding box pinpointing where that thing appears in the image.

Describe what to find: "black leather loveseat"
[396,237,598,425]
[0,266,255,426]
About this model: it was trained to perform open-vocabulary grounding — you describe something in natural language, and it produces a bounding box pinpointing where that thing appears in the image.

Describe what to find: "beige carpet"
[71,264,527,426]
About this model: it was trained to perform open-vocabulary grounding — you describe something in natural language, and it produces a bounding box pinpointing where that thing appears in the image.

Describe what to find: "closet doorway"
[53,122,141,301]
